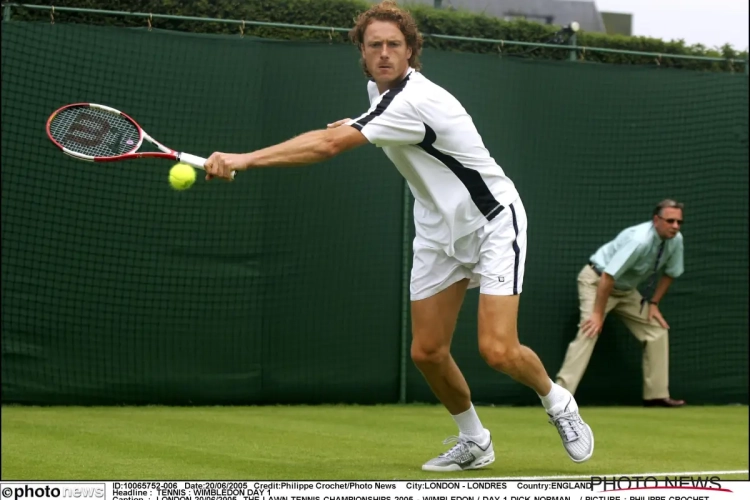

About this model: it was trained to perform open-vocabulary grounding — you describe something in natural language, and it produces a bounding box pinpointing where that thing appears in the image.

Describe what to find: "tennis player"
[204,0,594,470]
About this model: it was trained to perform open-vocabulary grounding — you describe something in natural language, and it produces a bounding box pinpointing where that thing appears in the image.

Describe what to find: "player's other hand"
[647,304,670,329]
[204,152,246,181]
[581,312,604,338]
[327,118,351,129]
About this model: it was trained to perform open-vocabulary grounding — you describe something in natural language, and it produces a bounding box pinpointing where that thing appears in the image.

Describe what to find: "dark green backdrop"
[2,23,747,405]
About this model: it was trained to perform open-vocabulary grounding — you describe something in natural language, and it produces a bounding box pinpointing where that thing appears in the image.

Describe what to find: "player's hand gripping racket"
[46,103,235,179]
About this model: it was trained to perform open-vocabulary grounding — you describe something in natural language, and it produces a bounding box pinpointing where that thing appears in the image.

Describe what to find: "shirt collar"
[650,222,666,244]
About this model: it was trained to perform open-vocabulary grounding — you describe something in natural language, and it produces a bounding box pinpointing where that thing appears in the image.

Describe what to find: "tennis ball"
[169,163,196,190]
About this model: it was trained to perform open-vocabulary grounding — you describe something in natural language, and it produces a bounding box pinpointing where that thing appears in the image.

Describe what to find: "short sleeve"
[603,240,647,280]
[347,91,425,147]
[664,237,684,278]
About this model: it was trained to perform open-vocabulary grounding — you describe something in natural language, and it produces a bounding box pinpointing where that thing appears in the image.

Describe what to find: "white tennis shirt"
[347,68,519,255]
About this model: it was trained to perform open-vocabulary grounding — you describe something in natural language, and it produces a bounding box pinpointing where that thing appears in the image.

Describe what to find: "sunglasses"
[657,215,683,226]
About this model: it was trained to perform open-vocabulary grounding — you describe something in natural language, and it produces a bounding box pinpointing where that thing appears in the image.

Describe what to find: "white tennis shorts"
[410,198,528,301]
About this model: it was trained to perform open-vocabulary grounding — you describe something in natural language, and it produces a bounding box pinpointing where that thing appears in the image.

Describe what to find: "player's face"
[362,20,412,90]
[653,207,683,239]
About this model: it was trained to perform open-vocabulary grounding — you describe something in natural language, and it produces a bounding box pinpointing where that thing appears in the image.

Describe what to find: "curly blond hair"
[348,1,424,77]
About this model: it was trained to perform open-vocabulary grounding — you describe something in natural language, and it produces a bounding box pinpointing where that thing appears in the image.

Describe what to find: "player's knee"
[479,339,522,373]
[410,340,450,367]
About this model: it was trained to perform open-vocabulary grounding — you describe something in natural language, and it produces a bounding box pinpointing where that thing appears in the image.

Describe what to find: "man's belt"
[588,262,602,276]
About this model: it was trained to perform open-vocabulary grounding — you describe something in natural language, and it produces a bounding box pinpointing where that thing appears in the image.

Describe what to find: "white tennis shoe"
[421,432,495,472]
[548,396,595,463]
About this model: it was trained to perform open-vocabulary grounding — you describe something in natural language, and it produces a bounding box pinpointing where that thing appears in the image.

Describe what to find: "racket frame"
[46,103,225,175]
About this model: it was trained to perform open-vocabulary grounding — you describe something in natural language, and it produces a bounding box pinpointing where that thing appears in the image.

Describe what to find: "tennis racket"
[45,103,235,178]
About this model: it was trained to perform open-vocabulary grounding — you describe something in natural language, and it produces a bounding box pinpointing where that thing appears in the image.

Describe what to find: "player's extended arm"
[245,125,367,168]
[204,125,368,180]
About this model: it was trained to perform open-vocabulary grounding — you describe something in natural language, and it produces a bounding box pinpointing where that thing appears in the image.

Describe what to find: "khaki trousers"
[555,265,670,400]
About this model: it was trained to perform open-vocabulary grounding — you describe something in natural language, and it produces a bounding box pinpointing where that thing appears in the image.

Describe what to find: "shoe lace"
[549,410,581,442]
[439,435,471,459]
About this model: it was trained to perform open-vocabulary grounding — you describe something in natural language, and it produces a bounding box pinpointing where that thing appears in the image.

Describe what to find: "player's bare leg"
[412,279,494,471]
[477,294,550,392]
[411,278,470,414]
[478,294,594,463]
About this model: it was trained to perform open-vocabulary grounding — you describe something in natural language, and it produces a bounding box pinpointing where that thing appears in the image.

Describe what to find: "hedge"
[6,0,748,72]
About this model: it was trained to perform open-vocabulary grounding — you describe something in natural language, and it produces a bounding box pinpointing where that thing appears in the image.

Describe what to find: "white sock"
[452,404,488,443]
[539,380,571,412]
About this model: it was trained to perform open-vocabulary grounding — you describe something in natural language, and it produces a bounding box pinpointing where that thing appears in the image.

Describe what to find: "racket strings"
[49,107,141,158]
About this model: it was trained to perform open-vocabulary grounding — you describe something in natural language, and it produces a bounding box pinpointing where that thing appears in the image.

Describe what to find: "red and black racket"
[46,103,235,178]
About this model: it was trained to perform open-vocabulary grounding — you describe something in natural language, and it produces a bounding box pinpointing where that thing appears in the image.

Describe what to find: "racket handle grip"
[178,152,237,179]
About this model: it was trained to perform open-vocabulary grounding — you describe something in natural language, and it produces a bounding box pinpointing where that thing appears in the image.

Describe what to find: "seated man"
[556,199,686,407]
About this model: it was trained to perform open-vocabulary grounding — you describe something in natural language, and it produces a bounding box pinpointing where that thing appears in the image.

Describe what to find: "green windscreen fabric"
[1,23,405,404]
[2,22,747,405]
[404,52,749,406]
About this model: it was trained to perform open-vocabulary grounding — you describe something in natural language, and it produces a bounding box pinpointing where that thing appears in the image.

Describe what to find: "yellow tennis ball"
[169,163,196,190]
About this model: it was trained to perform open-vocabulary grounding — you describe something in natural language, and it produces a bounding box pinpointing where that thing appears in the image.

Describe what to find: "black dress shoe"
[643,397,686,407]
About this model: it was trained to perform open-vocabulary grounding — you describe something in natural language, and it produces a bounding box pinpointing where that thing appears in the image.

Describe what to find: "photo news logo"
[1,484,105,500]
[589,475,730,493]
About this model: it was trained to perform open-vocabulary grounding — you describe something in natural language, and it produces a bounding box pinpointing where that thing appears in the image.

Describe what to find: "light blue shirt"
[590,221,684,291]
